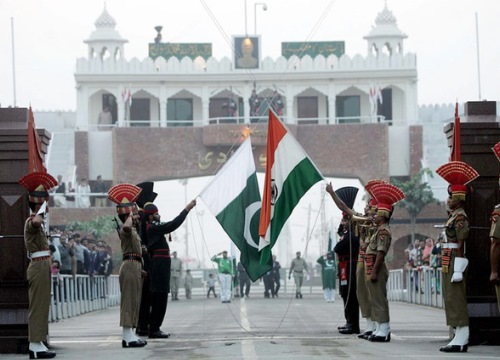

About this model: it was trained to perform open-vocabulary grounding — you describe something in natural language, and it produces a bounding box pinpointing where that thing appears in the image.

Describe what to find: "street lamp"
[254,3,268,35]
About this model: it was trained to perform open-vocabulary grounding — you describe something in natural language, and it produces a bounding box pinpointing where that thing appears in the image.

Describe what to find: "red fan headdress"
[370,183,405,217]
[108,183,142,215]
[436,161,479,201]
[365,179,388,209]
[19,172,58,203]
[492,142,500,162]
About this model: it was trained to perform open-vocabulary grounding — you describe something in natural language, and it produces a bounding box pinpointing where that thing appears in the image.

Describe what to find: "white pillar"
[243,84,251,124]
[160,85,167,127]
[117,101,125,127]
[160,100,167,127]
[286,85,294,124]
[328,82,336,125]
[202,86,210,125]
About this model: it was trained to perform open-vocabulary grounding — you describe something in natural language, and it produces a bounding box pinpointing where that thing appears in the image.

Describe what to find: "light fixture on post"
[254,3,267,35]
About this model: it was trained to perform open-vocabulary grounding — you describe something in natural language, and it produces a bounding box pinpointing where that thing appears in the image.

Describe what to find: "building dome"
[94,7,117,29]
[375,5,397,26]
[84,5,127,60]
[363,3,407,56]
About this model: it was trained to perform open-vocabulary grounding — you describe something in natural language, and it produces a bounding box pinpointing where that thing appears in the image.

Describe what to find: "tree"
[66,215,117,240]
[392,168,438,244]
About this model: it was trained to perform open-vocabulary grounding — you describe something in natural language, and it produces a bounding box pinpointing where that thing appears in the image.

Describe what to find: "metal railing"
[48,267,443,323]
[50,274,119,322]
[91,115,391,129]
[388,267,443,308]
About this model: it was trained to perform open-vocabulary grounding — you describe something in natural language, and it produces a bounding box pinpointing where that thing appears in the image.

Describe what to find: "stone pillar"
[160,100,167,127]
[444,101,500,345]
[286,85,294,124]
[0,108,50,353]
[328,83,336,124]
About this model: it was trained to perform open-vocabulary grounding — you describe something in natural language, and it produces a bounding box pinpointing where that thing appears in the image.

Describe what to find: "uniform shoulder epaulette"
[378,226,391,236]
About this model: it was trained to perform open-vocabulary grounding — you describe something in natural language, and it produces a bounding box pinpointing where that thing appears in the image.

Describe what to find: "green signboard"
[149,43,212,61]
[281,41,345,59]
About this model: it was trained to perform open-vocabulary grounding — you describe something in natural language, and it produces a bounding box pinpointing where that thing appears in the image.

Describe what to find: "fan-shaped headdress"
[436,161,479,201]
[492,142,500,163]
[19,172,58,204]
[135,182,158,212]
[108,183,142,215]
[370,183,405,218]
[365,179,387,209]
[335,186,359,219]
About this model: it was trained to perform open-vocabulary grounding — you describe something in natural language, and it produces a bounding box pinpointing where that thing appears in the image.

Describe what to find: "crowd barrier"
[388,267,444,308]
[50,274,120,322]
[50,267,444,322]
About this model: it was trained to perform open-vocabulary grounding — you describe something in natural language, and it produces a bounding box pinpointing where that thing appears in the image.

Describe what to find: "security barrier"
[50,274,119,322]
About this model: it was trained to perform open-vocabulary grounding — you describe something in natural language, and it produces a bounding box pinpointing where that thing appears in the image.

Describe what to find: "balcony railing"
[93,115,389,129]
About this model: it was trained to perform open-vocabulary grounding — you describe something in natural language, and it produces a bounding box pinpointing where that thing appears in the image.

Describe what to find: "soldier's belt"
[123,253,142,262]
[31,250,50,259]
[442,243,459,249]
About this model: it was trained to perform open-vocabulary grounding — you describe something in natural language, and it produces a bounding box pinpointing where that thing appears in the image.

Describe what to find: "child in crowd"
[206,273,217,298]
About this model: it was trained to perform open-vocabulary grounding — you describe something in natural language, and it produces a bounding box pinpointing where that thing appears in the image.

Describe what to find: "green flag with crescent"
[199,136,272,281]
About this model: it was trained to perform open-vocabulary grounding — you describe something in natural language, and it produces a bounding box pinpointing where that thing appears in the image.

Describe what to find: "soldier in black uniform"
[491,143,500,314]
[334,215,360,334]
[134,182,157,337]
[143,200,196,339]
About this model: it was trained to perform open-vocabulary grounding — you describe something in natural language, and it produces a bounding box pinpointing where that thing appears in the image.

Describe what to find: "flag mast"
[11,17,17,107]
[475,12,482,100]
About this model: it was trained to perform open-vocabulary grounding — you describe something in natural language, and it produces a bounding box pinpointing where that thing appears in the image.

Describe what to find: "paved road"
[6,294,499,359]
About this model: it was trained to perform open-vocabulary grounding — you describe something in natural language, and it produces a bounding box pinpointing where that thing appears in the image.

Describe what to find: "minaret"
[84,4,128,60]
[364,2,407,57]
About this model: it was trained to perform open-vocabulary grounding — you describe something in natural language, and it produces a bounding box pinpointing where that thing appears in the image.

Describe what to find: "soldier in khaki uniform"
[365,182,405,343]
[19,171,58,359]
[326,181,384,338]
[436,161,479,353]
[288,252,308,298]
[108,184,147,348]
[490,143,500,313]
[170,251,182,300]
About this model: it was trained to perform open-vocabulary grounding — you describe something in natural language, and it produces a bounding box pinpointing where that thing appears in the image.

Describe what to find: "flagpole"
[11,17,17,107]
[475,12,482,100]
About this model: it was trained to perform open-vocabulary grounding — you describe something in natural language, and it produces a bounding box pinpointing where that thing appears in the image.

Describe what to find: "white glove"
[451,257,469,282]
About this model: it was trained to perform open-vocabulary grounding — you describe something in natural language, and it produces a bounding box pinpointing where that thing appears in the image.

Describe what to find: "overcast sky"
[1,0,499,111]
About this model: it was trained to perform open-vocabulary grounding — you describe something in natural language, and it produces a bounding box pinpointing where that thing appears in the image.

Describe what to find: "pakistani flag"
[199,136,272,281]
[259,111,324,264]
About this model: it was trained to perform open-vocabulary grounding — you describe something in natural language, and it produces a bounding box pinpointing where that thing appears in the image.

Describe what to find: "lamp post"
[254,2,268,35]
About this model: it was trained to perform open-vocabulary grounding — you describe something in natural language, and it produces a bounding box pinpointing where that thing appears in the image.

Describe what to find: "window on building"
[167,98,193,127]
[336,95,360,123]
[297,96,318,124]
[377,88,392,123]
[102,94,117,124]
[130,99,151,127]
[209,97,243,124]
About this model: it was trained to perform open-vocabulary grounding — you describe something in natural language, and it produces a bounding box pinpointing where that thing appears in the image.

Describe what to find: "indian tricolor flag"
[259,111,324,264]
[199,136,272,281]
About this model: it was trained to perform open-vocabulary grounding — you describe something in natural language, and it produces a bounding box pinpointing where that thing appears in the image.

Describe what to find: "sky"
[1,0,499,111]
